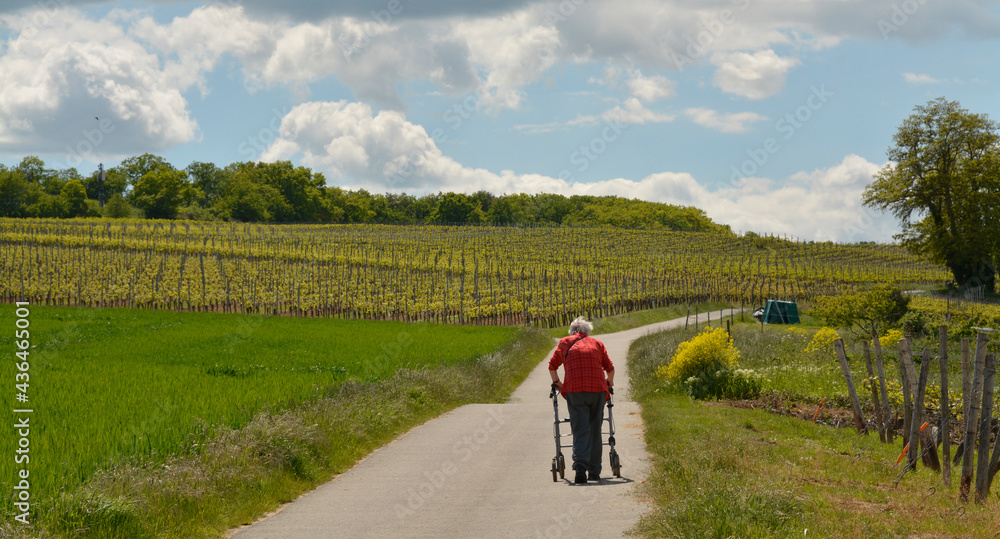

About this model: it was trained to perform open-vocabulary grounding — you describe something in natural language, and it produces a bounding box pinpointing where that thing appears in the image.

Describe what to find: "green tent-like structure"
[762,300,800,324]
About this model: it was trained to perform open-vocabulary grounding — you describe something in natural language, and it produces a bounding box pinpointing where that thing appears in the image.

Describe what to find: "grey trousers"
[565,391,606,474]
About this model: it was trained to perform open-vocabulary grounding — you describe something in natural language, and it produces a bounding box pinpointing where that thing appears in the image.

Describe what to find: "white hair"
[569,316,592,335]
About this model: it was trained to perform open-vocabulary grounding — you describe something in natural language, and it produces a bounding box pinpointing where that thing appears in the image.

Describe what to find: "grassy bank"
[628,322,1000,537]
[0,305,551,538]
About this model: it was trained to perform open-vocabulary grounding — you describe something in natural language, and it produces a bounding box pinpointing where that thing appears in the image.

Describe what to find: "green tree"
[113,154,174,189]
[813,285,910,339]
[532,193,573,224]
[15,156,49,183]
[0,169,28,217]
[82,166,127,201]
[216,174,284,222]
[186,161,226,207]
[432,192,484,223]
[60,180,90,217]
[863,98,1000,292]
[103,194,133,218]
[130,166,189,219]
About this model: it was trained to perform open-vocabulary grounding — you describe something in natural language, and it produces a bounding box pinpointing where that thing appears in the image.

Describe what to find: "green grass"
[0,304,546,537]
[629,322,1000,538]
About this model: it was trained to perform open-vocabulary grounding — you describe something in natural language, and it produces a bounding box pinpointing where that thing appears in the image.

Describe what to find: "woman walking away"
[548,316,614,483]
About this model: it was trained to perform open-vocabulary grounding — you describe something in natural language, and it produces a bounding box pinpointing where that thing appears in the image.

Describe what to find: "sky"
[1,0,998,242]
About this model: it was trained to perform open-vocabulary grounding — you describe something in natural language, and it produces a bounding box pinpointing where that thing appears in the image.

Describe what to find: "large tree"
[863,98,1000,292]
[130,166,190,219]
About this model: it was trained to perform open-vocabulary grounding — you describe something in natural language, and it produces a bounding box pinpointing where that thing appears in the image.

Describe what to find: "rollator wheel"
[557,454,566,479]
[551,458,559,482]
[610,452,622,478]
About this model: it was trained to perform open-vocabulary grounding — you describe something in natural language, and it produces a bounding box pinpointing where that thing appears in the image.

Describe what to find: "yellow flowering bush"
[657,327,740,383]
[803,327,841,355]
[873,328,903,348]
[655,327,757,399]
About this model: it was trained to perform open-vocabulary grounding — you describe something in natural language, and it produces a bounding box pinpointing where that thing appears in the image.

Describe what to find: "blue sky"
[1,0,998,241]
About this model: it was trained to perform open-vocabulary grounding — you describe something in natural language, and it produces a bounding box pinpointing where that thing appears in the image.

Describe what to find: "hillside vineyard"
[1,220,949,325]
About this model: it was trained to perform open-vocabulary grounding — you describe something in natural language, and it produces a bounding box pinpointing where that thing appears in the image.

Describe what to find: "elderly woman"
[548,316,615,483]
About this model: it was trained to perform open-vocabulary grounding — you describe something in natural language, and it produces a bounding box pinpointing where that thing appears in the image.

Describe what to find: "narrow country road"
[229,310,738,538]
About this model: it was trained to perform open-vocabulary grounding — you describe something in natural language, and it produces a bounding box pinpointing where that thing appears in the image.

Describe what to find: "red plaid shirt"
[548,333,613,395]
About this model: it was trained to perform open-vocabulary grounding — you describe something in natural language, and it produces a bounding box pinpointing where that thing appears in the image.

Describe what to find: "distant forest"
[0,154,724,231]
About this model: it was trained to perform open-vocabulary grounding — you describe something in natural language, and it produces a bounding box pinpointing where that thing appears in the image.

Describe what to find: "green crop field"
[0,304,521,523]
[0,218,949,326]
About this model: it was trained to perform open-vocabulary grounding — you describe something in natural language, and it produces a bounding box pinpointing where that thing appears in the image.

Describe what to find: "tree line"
[0,154,723,231]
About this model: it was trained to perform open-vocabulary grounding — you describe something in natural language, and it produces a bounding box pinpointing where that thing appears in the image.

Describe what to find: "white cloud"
[710,49,800,99]
[903,72,944,85]
[261,100,494,191]
[626,69,674,103]
[602,97,675,125]
[0,7,197,162]
[684,108,766,133]
[263,101,894,241]
[451,11,562,112]
[131,5,275,95]
[515,96,674,133]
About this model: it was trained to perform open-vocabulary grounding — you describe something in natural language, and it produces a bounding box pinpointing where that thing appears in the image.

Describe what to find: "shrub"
[103,194,133,218]
[803,327,840,355]
[897,311,929,338]
[872,328,903,348]
[655,327,757,400]
[658,327,740,384]
[813,285,909,336]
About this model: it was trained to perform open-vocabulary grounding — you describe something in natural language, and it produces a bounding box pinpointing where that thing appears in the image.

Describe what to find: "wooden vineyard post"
[974,353,995,503]
[989,414,1000,495]
[960,331,988,502]
[908,348,933,471]
[953,337,971,466]
[962,337,971,436]
[898,338,915,447]
[873,334,893,443]
[834,339,867,434]
[862,340,886,442]
[939,325,951,486]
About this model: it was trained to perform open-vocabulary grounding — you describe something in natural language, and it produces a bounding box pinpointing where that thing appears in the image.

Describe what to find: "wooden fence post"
[974,353,995,503]
[939,325,951,487]
[835,339,867,435]
[898,338,915,446]
[954,337,971,466]
[873,334,893,444]
[960,331,989,502]
[862,340,886,442]
[907,348,932,469]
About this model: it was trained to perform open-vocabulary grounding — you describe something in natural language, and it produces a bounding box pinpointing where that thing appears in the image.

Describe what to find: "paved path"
[230,310,740,538]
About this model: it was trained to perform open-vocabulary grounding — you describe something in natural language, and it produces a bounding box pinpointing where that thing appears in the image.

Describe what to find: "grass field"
[628,320,1000,537]
[0,304,545,537]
